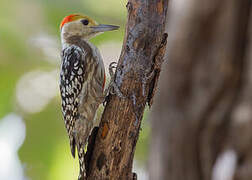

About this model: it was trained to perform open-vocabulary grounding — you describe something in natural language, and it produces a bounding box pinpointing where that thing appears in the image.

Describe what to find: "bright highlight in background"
[0,113,26,180]
[16,70,58,114]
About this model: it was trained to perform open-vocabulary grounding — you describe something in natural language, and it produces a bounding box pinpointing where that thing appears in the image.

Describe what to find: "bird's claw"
[103,62,125,106]
[109,62,117,77]
[108,62,125,98]
[103,95,110,106]
[110,82,124,98]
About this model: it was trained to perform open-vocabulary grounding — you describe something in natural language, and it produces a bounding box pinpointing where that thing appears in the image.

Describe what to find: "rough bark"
[149,0,251,180]
[85,0,168,179]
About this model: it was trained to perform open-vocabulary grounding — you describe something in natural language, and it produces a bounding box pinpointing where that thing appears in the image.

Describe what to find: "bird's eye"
[81,19,89,26]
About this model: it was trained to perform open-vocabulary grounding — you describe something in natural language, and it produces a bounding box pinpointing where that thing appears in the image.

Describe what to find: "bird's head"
[60,14,119,41]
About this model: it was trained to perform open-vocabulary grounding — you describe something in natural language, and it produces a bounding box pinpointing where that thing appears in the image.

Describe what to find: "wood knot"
[101,122,109,139]
[161,33,168,47]
[96,152,106,171]
[157,0,164,14]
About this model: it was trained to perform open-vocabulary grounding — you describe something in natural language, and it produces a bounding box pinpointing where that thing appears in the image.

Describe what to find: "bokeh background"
[0,0,150,179]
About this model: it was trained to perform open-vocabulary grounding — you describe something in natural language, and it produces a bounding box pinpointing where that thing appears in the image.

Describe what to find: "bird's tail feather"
[70,136,76,158]
[77,142,86,180]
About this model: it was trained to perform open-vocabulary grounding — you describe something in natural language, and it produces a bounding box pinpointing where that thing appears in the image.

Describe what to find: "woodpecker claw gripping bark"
[59,14,119,179]
[102,61,125,106]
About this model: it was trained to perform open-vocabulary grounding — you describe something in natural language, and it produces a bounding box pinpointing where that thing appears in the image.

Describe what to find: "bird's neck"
[62,35,82,44]
[62,35,97,58]
[61,30,89,44]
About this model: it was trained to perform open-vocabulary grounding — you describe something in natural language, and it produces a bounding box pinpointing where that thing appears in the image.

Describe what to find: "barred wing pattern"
[60,45,86,158]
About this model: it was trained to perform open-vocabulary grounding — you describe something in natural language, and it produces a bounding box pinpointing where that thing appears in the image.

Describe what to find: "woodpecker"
[59,14,119,180]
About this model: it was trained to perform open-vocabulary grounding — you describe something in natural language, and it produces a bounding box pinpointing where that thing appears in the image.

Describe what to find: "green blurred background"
[0,0,150,179]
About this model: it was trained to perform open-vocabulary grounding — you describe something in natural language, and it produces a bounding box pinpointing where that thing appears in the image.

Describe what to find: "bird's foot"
[103,62,125,106]
[107,62,125,98]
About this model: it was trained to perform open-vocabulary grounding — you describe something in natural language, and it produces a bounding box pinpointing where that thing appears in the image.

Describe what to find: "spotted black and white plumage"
[60,36,105,180]
[60,45,85,156]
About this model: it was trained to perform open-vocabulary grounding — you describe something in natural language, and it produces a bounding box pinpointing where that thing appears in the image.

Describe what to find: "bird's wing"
[60,45,87,158]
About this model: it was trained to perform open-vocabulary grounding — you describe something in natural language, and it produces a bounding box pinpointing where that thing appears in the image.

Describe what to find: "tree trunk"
[85,0,168,179]
[149,0,251,180]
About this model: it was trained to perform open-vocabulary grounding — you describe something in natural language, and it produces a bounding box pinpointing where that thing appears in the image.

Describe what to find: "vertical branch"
[149,0,251,180]
[86,0,168,179]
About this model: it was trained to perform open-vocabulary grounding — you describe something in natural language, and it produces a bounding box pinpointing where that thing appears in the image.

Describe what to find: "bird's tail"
[74,117,93,180]
[70,136,76,158]
[77,142,86,180]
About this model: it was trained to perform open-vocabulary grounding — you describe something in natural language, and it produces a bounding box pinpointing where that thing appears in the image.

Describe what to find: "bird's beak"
[91,24,119,32]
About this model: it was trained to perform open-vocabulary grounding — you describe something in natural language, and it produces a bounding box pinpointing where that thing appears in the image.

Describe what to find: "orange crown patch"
[60,14,80,29]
